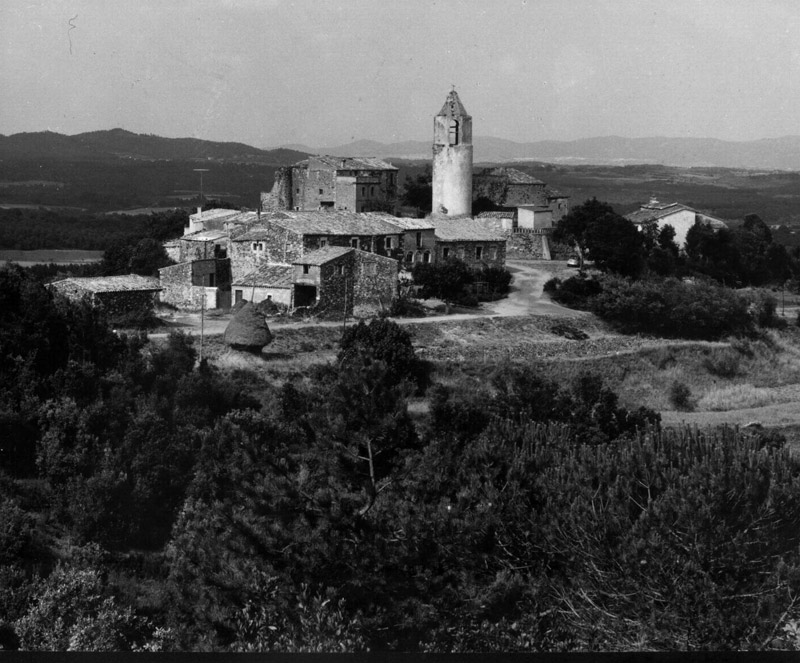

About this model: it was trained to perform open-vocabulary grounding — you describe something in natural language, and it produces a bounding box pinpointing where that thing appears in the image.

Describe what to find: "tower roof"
[438,89,470,118]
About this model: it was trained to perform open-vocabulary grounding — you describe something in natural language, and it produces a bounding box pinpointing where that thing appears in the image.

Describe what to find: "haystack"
[224,302,273,352]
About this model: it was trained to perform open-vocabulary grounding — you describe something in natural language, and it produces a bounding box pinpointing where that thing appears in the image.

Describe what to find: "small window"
[337,264,344,276]
[370,186,375,197]
[476,246,483,260]
[423,251,431,264]
[405,252,413,263]
[351,237,359,248]
[442,247,450,259]
[234,289,243,304]
[208,273,216,287]
[296,188,300,194]
[319,188,324,195]
[303,264,310,274]
[416,231,422,248]
[361,186,366,196]
[319,236,328,247]
[384,236,393,250]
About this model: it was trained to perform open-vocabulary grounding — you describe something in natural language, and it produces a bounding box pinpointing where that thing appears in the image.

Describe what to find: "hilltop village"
[156,89,569,317]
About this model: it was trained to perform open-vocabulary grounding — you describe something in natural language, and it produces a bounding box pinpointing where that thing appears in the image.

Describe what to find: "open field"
[0,248,104,265]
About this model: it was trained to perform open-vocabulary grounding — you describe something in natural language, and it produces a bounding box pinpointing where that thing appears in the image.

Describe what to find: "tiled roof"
[294,246,353,266]
[477,167,544,185]
[182,229,228,242]
[189,208,241,223]
[51,275,161,293]
[383,217,436,231]
[433,218,506,242]
[295,156,398,171]
[477,211,515,219]
[437,89,470,118]
[233,227,272,241]
[233,264,293,288]
[266,211,404,236]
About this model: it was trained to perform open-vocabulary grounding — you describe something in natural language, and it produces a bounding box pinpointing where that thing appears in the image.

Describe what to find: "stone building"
[176,229,229,262]
[48,275,161,316]
[293,246,398,316]
[625,198,729,249]
[432,218,506,270]
[472,167,570,226]
[228,211,404,281]
[159,258,232,310]
[231,263,293,308]
[261,156,399,214]
[379,216,437,268]
[432,89,473,218]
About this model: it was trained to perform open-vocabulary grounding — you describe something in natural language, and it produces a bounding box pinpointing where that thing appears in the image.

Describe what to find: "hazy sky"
[2,0,800,147]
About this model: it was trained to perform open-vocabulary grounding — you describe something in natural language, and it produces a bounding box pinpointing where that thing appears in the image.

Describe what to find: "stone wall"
[435,239,506,270]
[352,252,398,316]
[232,285,291,308]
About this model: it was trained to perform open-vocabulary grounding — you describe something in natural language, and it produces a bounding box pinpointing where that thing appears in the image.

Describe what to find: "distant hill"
[0,129,309,165]
[281,135,800,171]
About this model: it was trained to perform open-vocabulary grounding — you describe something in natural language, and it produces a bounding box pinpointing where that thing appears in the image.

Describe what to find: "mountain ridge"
[3,129,800,170]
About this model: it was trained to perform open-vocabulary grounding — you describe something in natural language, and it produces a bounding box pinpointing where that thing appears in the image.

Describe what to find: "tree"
[553,198,616,267]
[412,259,474,313]
[401,165,432,213]
[583,213,645,277]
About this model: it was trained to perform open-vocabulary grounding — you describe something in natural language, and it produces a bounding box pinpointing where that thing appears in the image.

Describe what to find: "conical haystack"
[224,302,273,352]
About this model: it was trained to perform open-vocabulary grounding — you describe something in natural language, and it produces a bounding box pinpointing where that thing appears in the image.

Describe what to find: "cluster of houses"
[48,88,732,319]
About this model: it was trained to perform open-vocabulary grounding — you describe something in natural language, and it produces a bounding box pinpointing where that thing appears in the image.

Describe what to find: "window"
[319,236,328,248]
[234,289,243,304]
[405,252,413,263]
[449,119,459,145]
[361,186,366,197]
[476,246,483,260]
[296,188,300,194]
[252,242,263,252]
[303,264,310,274]
[337,264,345,276]
[370,186,375,197]
[319,188,324,195]
[208,273,216,287]
[423,251,431,264]
[384,236,393,250]
[351,237,359,248]
[415,232,422,248]
[442,247,450,259]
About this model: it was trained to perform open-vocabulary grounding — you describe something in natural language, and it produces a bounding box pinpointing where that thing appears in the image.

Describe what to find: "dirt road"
[152,260,579,337]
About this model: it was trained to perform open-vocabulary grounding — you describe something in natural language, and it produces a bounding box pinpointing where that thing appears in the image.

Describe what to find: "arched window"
[449,119,459,145]
[423,251,431,264]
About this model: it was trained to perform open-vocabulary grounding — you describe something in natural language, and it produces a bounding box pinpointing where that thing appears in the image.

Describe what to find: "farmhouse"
[48,275,161,316]
[159,258,232,310]
[625,198,729,249]
[379,216,437,267]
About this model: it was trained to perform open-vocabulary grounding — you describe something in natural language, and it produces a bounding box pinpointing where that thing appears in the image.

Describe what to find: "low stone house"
[293,246,398,316]
[177,229,229,263]
[48,275,162,316]
[159,258,232,310]
[231,263,293,308]
[432,218,507,270]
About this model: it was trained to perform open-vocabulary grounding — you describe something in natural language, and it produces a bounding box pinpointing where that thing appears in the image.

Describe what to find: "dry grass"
[697,384,779,411]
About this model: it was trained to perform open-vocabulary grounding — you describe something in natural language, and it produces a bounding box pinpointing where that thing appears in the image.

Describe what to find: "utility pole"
[193,168,209,208]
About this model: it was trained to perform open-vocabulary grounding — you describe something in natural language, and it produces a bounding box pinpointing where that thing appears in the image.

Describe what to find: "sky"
[2,0,800,148]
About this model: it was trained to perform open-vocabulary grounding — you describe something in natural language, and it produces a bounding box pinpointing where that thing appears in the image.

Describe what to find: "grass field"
[0,249,104,265]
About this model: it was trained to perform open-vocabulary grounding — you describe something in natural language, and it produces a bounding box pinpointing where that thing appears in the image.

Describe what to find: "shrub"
[669,381,693,411]
[548,274,602,309]
[477,266,512,296]
[385,296,426,318]
[543,277,560,294]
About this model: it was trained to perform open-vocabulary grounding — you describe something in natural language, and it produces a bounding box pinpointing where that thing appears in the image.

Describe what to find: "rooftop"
[477,211,515,219]
[625,201,728,229]
[266,210,404,236]
[294,245,353,265]
[182,229,228,242]
[296,155,398,171]
[50,275,161,293]
[437,89,470,118]
[433,218,506,242]
[233,263,293,288]
[383,216,436,231]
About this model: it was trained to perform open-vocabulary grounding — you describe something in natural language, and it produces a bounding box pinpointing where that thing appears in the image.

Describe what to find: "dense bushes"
[548,274,760,339]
